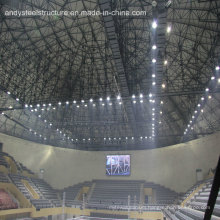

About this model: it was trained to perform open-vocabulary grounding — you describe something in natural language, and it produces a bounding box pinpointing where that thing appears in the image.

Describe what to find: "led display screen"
[106,155,130,176]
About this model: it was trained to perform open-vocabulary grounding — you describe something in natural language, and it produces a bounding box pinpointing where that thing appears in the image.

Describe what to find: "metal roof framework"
[0,0,220,150]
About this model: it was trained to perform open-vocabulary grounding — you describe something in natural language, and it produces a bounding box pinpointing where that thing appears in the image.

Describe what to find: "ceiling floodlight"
[166,26,171,33]
[152,20,157,29]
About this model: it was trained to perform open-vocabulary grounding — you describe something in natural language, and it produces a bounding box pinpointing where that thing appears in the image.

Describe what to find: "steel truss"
[0,0,220,150]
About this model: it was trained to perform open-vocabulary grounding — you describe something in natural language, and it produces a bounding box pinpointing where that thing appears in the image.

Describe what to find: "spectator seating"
[64,180,179,208]
[164,207,219,220]
[9,174,55,209]
[0,172,9,182]
[0,152,34,176]
[0,152,9,168]
[9,174,33,199]
[0,189,18,210]
[19,163,35,175]
[63,181,92,207]
[0,152,62,209]
[144,182,178,205]
[188,178,220,217]
[63,183,85,207]
[176,179,210,205]
[163,178,220,220]
[30,199,53,210]
[89,180,143,205]
[2,150,220,218]
[31,178,61,207]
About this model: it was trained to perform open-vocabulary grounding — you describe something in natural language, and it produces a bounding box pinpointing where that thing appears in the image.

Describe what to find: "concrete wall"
[0,132,219,192]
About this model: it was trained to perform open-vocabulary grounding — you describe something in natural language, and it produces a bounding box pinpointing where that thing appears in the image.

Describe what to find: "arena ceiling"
[0,0,220,150]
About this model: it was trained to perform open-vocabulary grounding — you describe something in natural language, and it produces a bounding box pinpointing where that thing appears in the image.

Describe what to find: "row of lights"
[184,66,220,135]
[3,91,164,145]
[20,93,165,110]
[30,107,160,144]
[0,112,48,141]
[1,110,155,144]
[150,19,170,137]
[36,136,154,143]
[104,136,154,141]
[151,21,170,87]
[151,20,157,137]
[28,128,47,140]
[3,93,56,142]
[152,20,172,34]
[4,91,166,114]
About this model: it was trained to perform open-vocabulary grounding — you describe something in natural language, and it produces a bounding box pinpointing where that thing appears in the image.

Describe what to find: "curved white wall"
[0,132,219,192]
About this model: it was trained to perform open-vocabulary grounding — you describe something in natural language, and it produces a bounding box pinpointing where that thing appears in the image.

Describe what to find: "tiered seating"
[26,178,42,197]
[19,163,35,175]
[30,199,53,210]
[0,189,18,210]
[64,183,85,207]
[144,182,178,205]
[155,188,177,205]
[31,178,61,207]
[9,174,32,199]
[9,174,54,209]
[0,152,9,168]
[163,178,220,220]
[164,207,220,220]
[176,181,202,205]
[188,179,220,217]
[0,152,63,209]
[89,180,143,205]
[90,212,128,219]
[0,172,9,182]
[163,209,179,220]
[0,152,34,176]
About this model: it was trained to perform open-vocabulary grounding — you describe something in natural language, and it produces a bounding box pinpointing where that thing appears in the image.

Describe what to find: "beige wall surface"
[0,132,219,192]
